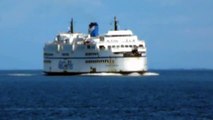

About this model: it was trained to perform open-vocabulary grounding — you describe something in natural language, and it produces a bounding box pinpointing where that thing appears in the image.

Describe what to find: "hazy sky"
[0,0,213,70]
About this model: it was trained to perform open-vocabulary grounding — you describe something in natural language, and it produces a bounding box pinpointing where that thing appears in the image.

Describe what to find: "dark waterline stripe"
[44,56,146,59]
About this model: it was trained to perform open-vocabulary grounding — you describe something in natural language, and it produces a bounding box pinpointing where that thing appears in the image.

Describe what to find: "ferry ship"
[43,17,147,75]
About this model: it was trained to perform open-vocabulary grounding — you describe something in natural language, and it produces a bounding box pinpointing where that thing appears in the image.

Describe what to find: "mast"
[70,18,74,33]
[114,16,118,31]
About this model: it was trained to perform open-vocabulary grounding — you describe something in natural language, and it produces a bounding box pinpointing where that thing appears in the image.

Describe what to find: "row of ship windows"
[85,60,114,64]
[44,60,51,63]
[44,53,54,56]
[86,44,144,50]
[99,44,144,50]
[44,53,98,57]
[44,44,144,56]
[44,60,115,64]
[85,53,99,56]
[44,53,69,56]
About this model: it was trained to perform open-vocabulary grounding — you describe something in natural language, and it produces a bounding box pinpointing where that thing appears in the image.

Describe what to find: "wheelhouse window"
[100,36,104,42]
[139,44,144,48]
[108,46,111,50]
[99,45,105,50]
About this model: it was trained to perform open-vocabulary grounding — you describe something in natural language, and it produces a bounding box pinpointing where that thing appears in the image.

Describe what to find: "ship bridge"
[105,30,133,37]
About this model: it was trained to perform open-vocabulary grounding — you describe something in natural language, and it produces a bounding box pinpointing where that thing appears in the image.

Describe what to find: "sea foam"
[8,73,34,77]
[81,72,159,76]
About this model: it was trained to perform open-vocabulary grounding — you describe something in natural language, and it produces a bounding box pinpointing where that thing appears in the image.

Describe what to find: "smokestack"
[114,16,118,31]
[70,18,74,33]
[88,22,99,37]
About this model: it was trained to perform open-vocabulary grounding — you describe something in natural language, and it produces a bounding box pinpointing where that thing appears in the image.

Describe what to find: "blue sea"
[0,70,213,120]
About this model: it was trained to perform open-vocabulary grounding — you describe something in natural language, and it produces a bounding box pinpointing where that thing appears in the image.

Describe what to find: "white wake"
[142,72,159,76]
[8,73,34,77]
[80,72,159,76]
[81,73,122,76]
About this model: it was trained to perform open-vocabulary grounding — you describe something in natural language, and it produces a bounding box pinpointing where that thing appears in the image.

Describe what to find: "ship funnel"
[70,18,74,33]
[114,16,118,31]
[88,22,99,37]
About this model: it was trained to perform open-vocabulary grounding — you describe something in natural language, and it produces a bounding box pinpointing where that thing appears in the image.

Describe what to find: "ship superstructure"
[43,17,147,75]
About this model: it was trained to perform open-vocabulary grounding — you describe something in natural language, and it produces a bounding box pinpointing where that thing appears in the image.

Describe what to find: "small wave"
[8,73,34,77]
[127,72,159,76]
[128,72,142,76]
[81,72,159,76]
[143,72,159,76]
[81,73,122,76]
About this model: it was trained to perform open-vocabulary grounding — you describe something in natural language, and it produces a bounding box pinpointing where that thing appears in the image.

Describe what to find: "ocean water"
[0,70,213,120]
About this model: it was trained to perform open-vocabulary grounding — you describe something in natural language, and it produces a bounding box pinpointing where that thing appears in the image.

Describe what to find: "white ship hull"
[44,57,147,75]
